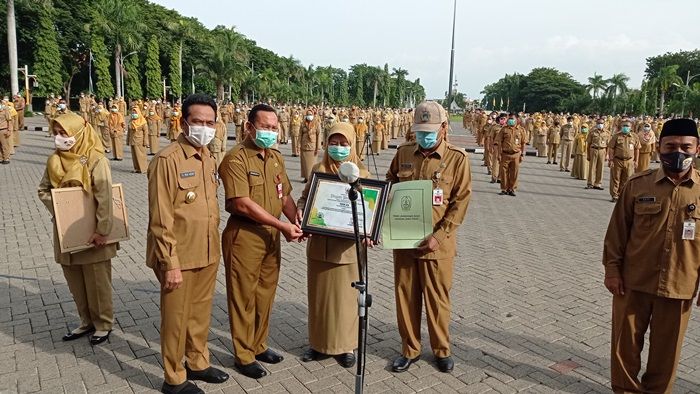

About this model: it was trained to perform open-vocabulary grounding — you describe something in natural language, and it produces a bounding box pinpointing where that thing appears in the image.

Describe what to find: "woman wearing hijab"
[37,112,116,345]
[127,106,148,173]
[168,104,182,141]
[299,109,320,183]
[296,122,370,368]
[146,105,162,155]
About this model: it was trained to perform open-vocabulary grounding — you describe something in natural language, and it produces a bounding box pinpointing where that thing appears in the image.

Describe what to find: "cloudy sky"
[152,0,698,99]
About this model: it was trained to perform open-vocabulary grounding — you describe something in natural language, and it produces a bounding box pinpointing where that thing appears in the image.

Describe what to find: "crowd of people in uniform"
[463,109,700,201]
[20,88,700,394]
[0,93,27,164]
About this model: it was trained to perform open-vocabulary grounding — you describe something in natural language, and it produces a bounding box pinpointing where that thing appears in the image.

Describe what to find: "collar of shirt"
[654,167,700,185]
[242,138,265,159]
[413,139,447,159]
[177,134,206,159]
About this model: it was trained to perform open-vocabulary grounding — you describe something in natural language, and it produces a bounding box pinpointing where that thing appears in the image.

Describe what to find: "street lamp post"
[18,65,37,112]
[681,70,700,117]
[447,0,457,112]
[120,51,138,100]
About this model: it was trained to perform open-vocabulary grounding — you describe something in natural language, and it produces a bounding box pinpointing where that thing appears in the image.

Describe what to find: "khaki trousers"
[611,290,692,394]
[588,148,606,187]
[0,131,11,161]
[157,262,219,385]
[223,223,281,365]
[394,255,453,359]
[291,129,301,155]
[559,140,573,170]
[637,152,652,173]
[547,143,558,162]
[17,110,24,130]
[499,152,520,191]
[610,158,634,198]
[489,150,500,181]
[279,122,288,143]
[235,124,244,142]
[61,260,113,331]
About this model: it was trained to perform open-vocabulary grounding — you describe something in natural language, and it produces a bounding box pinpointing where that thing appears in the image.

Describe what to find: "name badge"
[180,171,195,178]
[637,196,656,203]
[432,188,443,206]
[629,143,634,150]
[249,171,261,177]
[683,219,696,240]
[400,163,413,170]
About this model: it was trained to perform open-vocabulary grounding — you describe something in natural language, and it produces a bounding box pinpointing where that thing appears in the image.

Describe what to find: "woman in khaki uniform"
[37,112,116,345]
[297,123,369,368]
[168,105,182,141]
[146,107,162,155]
[636,122,656,172]
[354,117,368,161]
[127,107,148,173]
[300,110,320,182]
[371,118,384,154]
[108,106,125,160]
[208,111,227,166]
[571,124,589,180]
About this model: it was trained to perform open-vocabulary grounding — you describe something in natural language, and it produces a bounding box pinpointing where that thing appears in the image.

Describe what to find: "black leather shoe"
[334,353,356,368]
[499,191,507,195]
[301,348,321,362]
[185,365,229,384]
[62,327,95,341]
[235,361,267,379]
[161,381,203,394]
[436,356,454,373]
[508,190,516,196]
[255,348,284,364]
[90,330,111,345]
[391,355,419,373]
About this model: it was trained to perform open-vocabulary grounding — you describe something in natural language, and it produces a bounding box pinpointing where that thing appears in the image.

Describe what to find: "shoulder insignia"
[628,168,655,182]
[446,143,468,157]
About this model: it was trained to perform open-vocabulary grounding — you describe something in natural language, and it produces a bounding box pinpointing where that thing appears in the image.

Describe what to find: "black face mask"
[660,151,694,173]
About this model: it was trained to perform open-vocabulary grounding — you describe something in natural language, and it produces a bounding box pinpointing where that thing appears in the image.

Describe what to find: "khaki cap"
[412,101,447,132]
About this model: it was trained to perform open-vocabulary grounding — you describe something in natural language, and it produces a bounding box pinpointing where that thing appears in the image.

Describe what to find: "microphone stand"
[349,184,371,394]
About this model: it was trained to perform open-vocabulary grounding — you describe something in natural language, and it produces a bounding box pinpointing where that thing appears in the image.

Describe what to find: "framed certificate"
[51,183,130,253]
[301,172,389,242]
[380,180,434,249]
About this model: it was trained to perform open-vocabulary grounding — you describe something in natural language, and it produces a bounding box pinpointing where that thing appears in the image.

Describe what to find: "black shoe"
[585,185,591,189]
[611,197,618,203]
[301,348,321,362]
[508,190,516,196]
[594,186,604,190]
[90,330,111,345]
[546,161,551,164]
[392,355,419,373]
[499,191,507,195]
[490,179,496,184]
[235,361,267,379]
[496,180,501,184]
[553,161,558,165]
[1,160,9,164]
[436,356,454,373]
[255,348,284,364]
[161,381,203,394]
[334,352,356,368]
[185,365,229,384]
[62,327,95,341]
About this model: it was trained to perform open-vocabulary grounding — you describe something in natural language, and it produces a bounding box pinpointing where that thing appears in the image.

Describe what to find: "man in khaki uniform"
[607,120,640,202]
[277,106,289,144]
[486,116,505,183]
[494,113,526,196]
[300,110,320,182]
[386,101,472,374]
[0,103,12,164]
[546,121,561,164]
[14,94,25,131]
[94,104,111,153]
[603,118,700,394]
[559,117,576,172]
[586,118,611,190]
[218,104,302,379]
[233,106,245,142]
[147,94,229,394]
[290,108,302,156]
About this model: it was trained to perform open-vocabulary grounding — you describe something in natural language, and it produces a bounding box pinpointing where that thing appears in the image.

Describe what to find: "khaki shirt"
[603,168,700,299]
[609,132,640,160]
[146,135,221,271]
[494,126,525,154]
[300,121,320,151]
[560,124,576,141]
[547,126,561,144]
[586,129,610,149]
[386,140,472,260]
[219,139,292,222]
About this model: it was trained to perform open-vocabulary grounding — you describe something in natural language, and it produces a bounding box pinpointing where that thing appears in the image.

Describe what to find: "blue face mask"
[327,145,351,162]
[507,119,516,126]
[254,129,278,149]
[415,131,438,149]
[621,126,631,134]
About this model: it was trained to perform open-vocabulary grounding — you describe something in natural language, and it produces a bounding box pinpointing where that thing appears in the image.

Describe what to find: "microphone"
[338,161,362,191]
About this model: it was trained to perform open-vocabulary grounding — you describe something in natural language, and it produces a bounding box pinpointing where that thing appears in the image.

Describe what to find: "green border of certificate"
[381,180,433,249]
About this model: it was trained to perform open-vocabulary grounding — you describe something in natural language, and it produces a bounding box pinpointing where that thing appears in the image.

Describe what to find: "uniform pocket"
[248,174,265,201]
[634,202,661,228]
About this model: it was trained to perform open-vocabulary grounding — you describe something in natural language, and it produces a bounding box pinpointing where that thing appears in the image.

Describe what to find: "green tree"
[124,54,142,100]
[204,26,249,101]
[91,32,113,99]
[586,73,607,100]
[520,68,584,112]
[145,35,162,99]
[33,2,63,95]
[605,73,629,113]
[651,65,683,116]
[169,46,182,99]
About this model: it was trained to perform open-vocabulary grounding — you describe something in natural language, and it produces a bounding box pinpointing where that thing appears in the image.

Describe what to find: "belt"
[228,215,262,226]
[591,146,606,149]
[615,157,632,161]
[0,128,7,131]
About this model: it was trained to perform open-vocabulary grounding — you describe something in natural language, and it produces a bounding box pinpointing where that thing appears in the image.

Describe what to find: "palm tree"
[392,67,408,106]
[167,19,196,101]
[605,73,629,113]
[651,65,683,117]
[90,0,145,98]
[7,0,19,95]
[204,27,248,101]
[586,73,607,100]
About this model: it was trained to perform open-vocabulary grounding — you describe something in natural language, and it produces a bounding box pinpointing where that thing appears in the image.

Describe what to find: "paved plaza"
[1,117,699,394]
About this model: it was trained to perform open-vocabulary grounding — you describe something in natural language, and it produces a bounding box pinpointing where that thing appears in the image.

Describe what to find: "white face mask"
[185,122,216,147]
[306,115,314,121]
[55,134,76,151]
